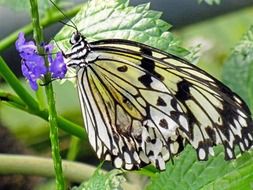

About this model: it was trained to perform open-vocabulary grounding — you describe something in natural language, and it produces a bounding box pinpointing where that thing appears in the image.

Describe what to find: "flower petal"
[29,79,38,91]
[49,52,67,79]
[43,43,54,53]
[21,56,46,91]
[16,32,36,53]
[15,32,26,51]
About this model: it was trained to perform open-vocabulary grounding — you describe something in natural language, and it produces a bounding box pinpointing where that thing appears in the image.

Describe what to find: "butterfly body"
[64,32,253,170]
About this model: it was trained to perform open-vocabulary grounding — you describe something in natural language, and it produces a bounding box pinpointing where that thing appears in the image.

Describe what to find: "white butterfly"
[62,31,253,170]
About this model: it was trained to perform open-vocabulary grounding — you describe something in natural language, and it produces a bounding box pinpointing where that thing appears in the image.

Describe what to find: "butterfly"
[62,31,253,171]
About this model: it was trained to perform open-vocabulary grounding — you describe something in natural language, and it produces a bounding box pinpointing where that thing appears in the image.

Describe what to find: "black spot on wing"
[138,74,153,87]
[156,96,167,106]
[170,111,180,121]
[123,97,128,103]
[159,118,168,129]
[117,65,128,72]
[151,139,157,144]
[139,47,164,82]
[205,126,216,144]
[147,150,154,157]
[176,136,185,153]
[217,102,234,139]
[170,99,178,110]
[175,80,191,101]
[140,48,155,72]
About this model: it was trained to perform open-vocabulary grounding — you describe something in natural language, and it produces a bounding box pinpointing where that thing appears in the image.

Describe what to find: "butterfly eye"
[74,34,80,42]
[70,32,81,45]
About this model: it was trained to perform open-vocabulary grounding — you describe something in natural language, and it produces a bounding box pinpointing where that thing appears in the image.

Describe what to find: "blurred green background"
[1,0,253,189]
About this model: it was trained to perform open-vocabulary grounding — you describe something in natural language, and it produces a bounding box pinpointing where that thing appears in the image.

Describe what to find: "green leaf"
[222,26,253,111]
[185,44,201,65]
[198,0,221,5]
[55,0,189,57]
[71,168,125,190]
[145,146,253,190]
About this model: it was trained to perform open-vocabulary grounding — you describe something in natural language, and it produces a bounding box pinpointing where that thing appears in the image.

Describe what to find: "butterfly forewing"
[65,35,253,170]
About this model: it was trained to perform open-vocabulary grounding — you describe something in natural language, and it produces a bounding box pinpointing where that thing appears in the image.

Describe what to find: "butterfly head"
[65,31,91,69]
[70,31,86,45]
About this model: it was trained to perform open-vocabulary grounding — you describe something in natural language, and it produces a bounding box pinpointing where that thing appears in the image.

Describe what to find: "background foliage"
[1,0,253,189]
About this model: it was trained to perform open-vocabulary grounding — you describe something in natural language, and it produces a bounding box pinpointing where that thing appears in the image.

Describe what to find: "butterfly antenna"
[49,0,78,31]
[53,38,63,52]
[40,77,76,86]
[58,20,77,30]
[40,75,77,87]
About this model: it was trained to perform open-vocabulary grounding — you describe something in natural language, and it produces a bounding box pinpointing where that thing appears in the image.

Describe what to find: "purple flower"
[49,52,67,79]
[16,33,37,60]
[21,61,39,91]
[15,32,36,52]
[43,43,54,54]
[16,32,67,91]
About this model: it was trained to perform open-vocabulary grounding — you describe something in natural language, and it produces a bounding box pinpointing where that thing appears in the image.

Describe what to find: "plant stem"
[65,136,80,188]
[0,57,39,111]
[0,58,86,139]
[0,154,97,182]
[36,84,47,109]
[46,84,66,190]
[0,91,27,110]
[0,154,140,190]
[29,0,65,189]
[0,91,26,107]
[66,136,80,161]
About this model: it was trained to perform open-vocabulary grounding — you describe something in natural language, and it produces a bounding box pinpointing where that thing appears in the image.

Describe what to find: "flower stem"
[45,83,66,190]
[29,0,65,189]
[0,58,86,139]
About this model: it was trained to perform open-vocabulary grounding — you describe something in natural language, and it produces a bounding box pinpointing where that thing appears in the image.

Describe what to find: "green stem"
[0,154,140,190]
[0,91,26,107]
[46,84,66,190]
[65,136,80,187]
[0,91,27,111]
[0,59,86,139]
[0,154,97,182]
[0,57,39,111]
[0,5,81,51]
[29,0,65,189]
[66,136,80,161]
[36,85,46,109]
